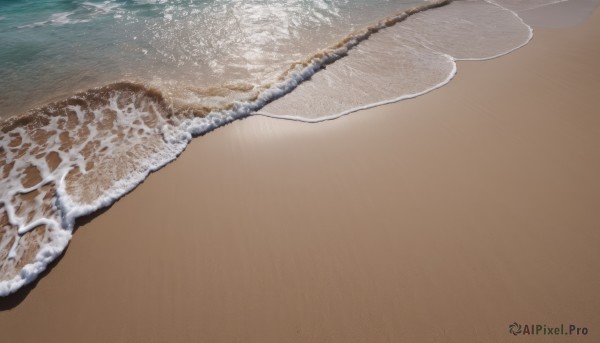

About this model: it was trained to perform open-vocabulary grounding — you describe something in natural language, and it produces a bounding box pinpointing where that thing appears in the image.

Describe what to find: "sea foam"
[1,0,597,296]
[257,0,534,121]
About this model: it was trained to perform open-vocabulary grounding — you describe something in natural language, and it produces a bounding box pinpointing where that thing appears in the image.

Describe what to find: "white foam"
[256,0,533,121]
[0,86,187,296]
[17,1,122,29]
[2,1,456,296]
[1,0,595,296]
[490,0,569,12]
[82,1,122,13]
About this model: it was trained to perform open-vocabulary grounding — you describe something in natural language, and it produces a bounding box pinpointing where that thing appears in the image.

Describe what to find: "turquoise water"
[0,0,128,115]
[0,0,422,117]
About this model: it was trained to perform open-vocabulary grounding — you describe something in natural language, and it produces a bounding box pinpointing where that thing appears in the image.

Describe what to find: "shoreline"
[0,0,529,295]
[1,6,600,343]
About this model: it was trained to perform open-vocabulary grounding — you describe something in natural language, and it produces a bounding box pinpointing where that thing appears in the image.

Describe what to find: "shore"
[1,7,600,343]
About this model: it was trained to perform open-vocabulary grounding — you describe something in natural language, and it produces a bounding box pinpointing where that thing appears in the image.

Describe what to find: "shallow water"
[0,0,423,118]
[0,0,598,295]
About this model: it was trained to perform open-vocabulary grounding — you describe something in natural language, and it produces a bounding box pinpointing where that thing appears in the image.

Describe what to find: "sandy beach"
[1,6,600,343]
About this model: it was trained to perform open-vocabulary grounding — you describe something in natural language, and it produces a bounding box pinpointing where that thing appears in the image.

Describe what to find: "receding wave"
[257,0,534,121]
[0,0,597,295]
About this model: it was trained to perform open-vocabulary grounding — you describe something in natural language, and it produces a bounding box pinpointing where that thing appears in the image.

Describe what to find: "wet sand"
[1,7,600,343]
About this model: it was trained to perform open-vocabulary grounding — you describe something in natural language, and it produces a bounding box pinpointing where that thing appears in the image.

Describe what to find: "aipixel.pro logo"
[509,322,589,336]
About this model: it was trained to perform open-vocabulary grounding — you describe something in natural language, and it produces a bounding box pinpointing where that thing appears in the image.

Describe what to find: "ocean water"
[0,0,598,295]
[0,0,425,117]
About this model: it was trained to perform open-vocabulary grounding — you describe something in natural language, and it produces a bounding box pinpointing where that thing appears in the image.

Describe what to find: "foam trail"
[489,0,570,11]
[256,0,533,121]
[0,0,452,296]
[1,0,598,296]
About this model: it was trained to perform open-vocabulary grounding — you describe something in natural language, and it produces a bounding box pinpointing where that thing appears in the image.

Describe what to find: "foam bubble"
[0,83,187,295]
[1,1,455,295]
[1,0,597,296]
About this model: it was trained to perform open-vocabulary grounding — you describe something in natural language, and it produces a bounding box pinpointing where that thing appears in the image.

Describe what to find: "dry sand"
[1,7,600,343]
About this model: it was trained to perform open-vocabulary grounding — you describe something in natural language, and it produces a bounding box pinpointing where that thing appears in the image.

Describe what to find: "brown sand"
[1,8,600,343]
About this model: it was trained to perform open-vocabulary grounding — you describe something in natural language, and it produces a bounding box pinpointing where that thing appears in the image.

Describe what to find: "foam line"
[0,0,585,296]
[255,55,458,123]
[256,0,534,123]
